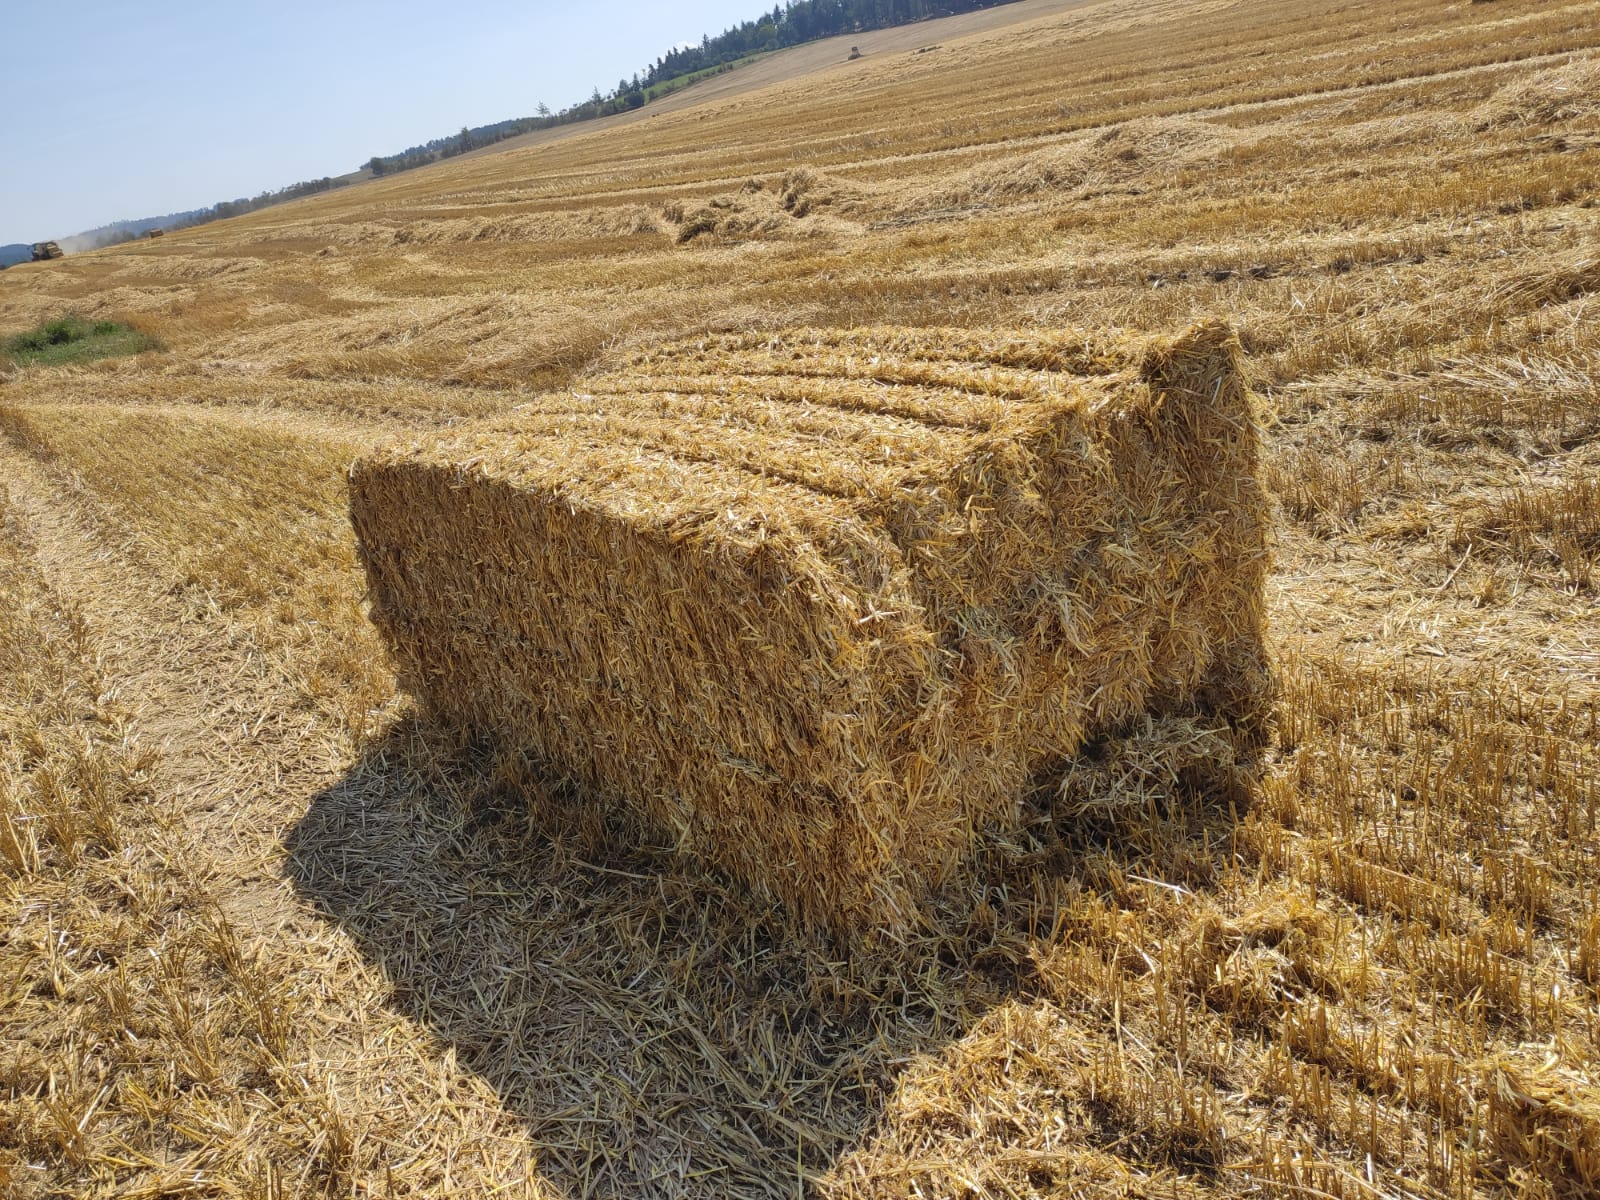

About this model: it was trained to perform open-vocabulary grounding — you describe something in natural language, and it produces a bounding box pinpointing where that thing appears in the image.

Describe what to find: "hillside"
[2,0,1599,1196]
[358,0,1046,177]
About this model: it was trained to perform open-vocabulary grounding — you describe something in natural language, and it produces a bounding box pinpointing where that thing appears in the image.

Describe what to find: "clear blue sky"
[1,1,767,244]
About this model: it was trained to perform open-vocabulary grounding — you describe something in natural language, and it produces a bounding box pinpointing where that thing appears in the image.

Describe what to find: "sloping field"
[2,0,1599,1196]
[449,0,1103,157]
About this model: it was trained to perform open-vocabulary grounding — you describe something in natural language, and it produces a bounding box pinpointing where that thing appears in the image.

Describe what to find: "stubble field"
[3,0,1599,1195]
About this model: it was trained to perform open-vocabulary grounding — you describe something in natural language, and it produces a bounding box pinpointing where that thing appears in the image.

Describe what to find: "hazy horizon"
[2,0,767,245]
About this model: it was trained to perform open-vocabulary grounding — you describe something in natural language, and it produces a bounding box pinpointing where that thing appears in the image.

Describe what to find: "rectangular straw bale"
[349,320,1268,937]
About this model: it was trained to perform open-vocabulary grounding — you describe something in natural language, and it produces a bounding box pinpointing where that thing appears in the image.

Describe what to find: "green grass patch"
[1,315,162,368]
[644,53,769,103]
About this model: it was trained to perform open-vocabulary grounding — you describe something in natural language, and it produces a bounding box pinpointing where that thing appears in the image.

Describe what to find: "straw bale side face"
[350,320,1267,937]
[1137,322,1271,745]
[923,322,1265,829]
[353,456,958,929]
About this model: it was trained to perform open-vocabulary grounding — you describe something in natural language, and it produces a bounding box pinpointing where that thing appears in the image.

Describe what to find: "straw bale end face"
[349,321,1268,940]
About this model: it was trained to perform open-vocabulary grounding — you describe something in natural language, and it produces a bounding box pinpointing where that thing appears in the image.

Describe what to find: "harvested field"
[352,322,1267,936]
[2,0,1599,1196]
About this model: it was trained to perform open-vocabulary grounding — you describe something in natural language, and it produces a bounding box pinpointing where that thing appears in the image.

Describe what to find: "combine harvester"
[30,241,63,261]
[351,320,1269,941]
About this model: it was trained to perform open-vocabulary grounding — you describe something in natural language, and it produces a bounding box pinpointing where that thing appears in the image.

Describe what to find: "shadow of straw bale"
[284,717,1246,1197]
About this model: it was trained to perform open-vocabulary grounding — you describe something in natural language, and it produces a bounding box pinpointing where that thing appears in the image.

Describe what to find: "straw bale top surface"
[368,326,1150,554]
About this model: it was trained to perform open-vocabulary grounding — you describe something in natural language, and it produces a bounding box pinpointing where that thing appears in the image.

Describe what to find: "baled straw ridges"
[350,320,1267,937]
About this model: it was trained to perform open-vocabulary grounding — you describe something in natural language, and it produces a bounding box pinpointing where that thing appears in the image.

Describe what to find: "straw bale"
[349,320,1268,937]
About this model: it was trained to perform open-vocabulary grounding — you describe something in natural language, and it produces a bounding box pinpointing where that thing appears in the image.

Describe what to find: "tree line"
[648,0,1015,85]
[207,176,345,222]
[364,0,1023,178]
[55,177,349,253]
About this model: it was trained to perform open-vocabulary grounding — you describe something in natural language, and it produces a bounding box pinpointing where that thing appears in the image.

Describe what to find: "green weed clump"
[1,315,161,368]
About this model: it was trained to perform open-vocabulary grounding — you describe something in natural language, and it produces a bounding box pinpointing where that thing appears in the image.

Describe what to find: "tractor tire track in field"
[0,434,346,926]
[1,426,553,1194]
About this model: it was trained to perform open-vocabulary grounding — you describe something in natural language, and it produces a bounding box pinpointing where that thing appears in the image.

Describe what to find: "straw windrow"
[350,320,1268,936]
